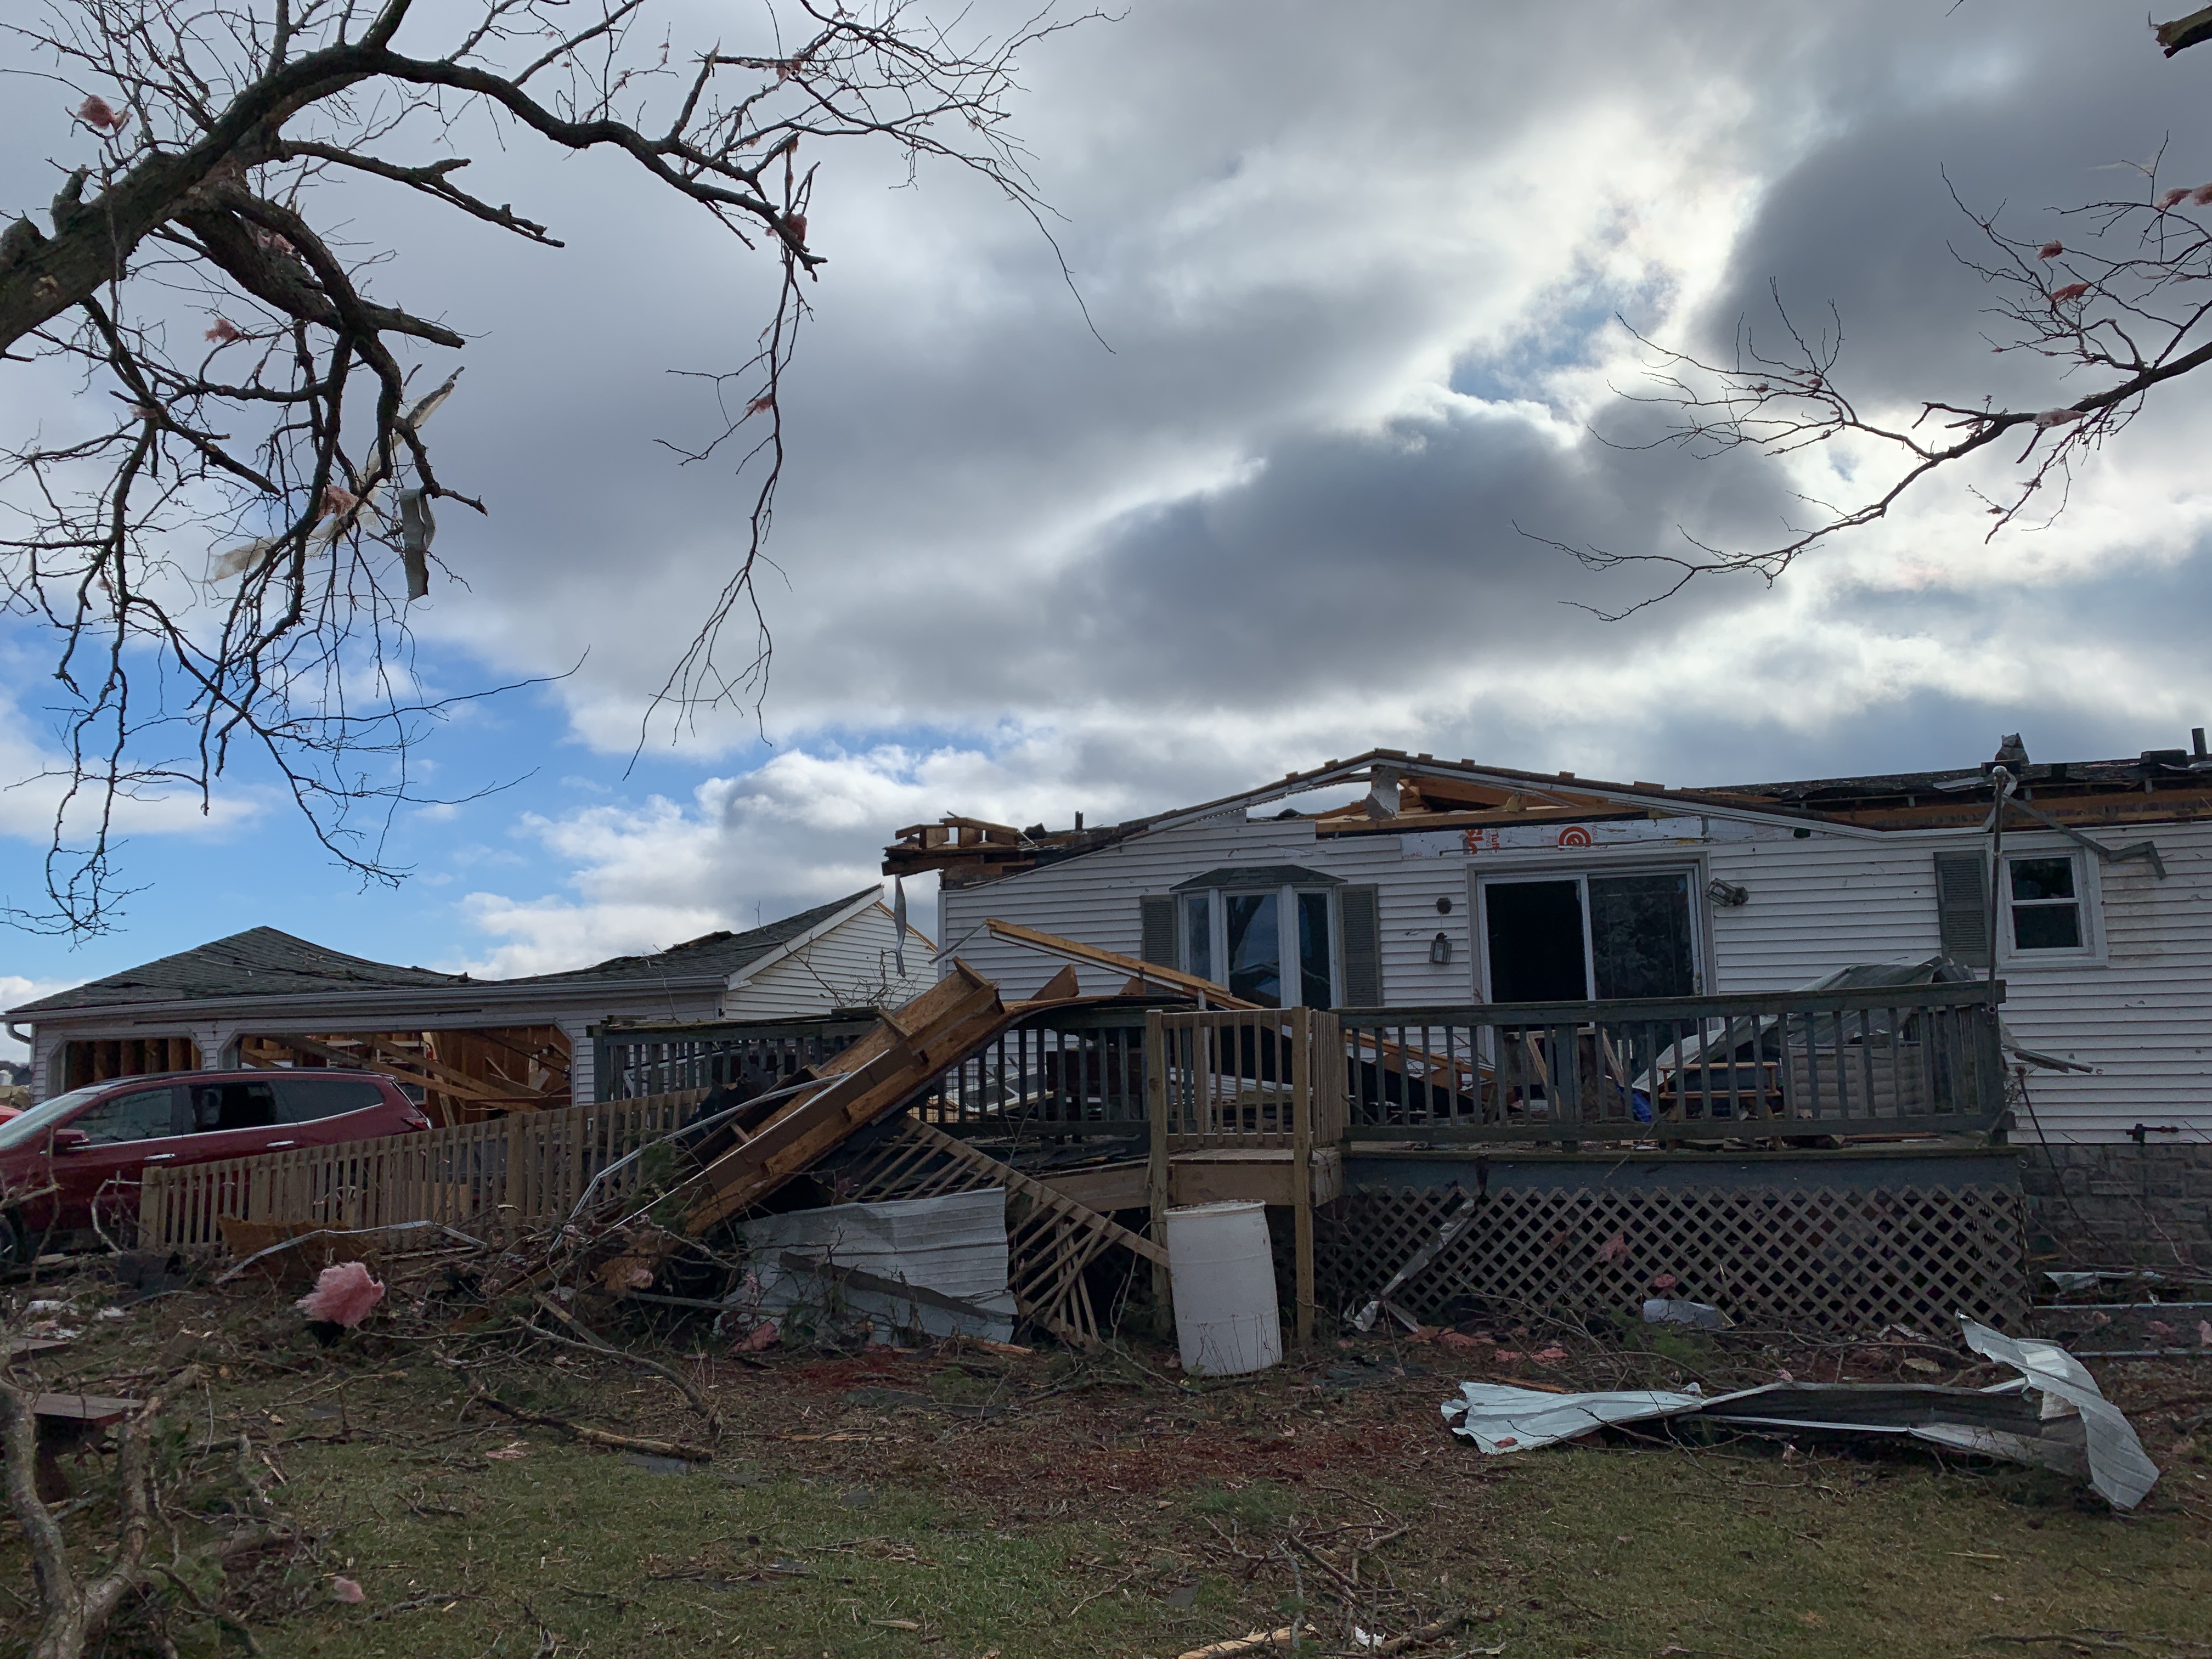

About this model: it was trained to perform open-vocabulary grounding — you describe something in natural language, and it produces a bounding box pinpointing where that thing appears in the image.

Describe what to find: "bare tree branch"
[1,1,1091,933]
[1564,148,2212,618]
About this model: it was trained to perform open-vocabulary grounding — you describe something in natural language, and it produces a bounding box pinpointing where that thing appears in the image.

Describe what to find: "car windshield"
[0,1085,112,1150]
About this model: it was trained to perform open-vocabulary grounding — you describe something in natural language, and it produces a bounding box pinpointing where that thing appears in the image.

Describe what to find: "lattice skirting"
[1316,1180,2027,1335]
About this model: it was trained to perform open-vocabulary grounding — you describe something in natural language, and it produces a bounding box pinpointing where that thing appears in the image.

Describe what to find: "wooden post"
[1291,1007,1315,1348]
[1144,1009,1172,1325]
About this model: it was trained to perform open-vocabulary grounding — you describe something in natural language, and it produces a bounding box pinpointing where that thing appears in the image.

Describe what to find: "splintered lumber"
[897,1120,1165,1268]
[1024,963,1083,1005]
[1175,1627,1319,1659]
[247,1031,549,1110]
[983,918,1253,1008]
[30,1393,136,1427]
[682,963,1015,1235]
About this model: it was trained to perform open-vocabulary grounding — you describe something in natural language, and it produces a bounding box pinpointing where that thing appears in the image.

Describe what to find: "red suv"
[0,1070,431,1260]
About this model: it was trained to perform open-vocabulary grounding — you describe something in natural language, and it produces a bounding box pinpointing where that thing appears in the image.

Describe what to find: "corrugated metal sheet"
[733,1187,1015,1342]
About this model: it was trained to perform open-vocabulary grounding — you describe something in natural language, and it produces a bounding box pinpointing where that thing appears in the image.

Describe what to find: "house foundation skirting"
[2018,1142,2212,1271]
[1313,1148,2028,1335]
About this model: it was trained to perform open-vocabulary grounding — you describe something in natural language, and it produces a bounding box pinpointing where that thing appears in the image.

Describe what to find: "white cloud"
[0,687,264,848]
[10,2,2212,964]
[0,975,77,1063]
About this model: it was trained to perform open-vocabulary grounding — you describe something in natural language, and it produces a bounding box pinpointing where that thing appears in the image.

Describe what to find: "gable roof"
[8,889,889,1019]
[9,927,470,1014]
[507,889,882,988]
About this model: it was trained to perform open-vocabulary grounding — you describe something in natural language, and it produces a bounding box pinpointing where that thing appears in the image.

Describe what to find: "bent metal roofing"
[8,890,879,1017]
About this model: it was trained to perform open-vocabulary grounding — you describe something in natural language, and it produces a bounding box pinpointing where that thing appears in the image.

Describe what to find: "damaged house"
[6,888,932,1122]
[887,737,2212,1288]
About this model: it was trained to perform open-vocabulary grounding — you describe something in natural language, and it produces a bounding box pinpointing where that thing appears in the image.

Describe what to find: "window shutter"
[1934,851,1991,968]
[1340,884,1383,1008]
[1138,895,1176,967]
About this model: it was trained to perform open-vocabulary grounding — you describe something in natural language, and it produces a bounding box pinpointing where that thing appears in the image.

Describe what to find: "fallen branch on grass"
[527,1295,721,1433]
[1,1364,294,1659]
[471,1392,713,1462]
[1365,1610,1482,1655]
[214,1221,490,1284]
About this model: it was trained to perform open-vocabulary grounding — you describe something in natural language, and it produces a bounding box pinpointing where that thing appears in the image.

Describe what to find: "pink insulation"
[295,1261,386,1328]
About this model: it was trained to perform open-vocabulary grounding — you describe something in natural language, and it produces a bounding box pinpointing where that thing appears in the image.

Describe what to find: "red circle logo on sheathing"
[1557,826,1592,847]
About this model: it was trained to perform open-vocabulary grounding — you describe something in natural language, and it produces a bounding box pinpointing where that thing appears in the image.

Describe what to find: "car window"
[0,1085,111,1150]
[185,1080,279,1133]
[70,1086,183,1146]
[275,1076,387,1123]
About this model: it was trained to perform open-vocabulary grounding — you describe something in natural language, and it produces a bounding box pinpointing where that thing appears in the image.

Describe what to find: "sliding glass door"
[1478,869,1699,1003]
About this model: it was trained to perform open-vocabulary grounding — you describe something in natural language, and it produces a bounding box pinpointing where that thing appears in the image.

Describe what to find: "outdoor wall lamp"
[1430,932,1454,964]
[1708,879,1750,909]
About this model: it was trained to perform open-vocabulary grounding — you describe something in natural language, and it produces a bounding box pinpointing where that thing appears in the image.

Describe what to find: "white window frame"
[1178,884,1340,1008]
[1997,842,2106,969]
[1472,864,1707,1002]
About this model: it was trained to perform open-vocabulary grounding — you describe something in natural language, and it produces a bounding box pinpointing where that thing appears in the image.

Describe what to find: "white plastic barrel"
[1166,1200,1282,1376]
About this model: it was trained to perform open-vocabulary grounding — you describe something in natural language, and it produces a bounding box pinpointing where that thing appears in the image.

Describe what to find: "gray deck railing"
[597,986,2008,1147]
[1335,982,2008,1144]
[913,1004,1151,1137]
[594,1014,877,1102]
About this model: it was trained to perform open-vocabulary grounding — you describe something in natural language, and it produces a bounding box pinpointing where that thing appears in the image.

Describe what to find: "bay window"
[1173,867,1340,1008]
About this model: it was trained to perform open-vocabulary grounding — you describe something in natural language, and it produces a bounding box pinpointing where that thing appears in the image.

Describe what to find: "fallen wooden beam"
[682,964,1014,1235]
[983,918,1249,1007]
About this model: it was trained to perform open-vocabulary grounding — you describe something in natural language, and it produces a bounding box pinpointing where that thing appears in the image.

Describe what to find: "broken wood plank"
[30,1393,136,1426]
[681,968,1012,1234]
[984,919,1250,1008]
[897,1120,1166,1268]
[1175,1626,1320,1659]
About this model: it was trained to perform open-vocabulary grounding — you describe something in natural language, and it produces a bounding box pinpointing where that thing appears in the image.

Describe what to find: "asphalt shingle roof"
[9,927,468,1013]
[9,889,880,1016]
[502,890,878,986]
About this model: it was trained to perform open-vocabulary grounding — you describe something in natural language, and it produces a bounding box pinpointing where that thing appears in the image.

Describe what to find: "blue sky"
[8,2,2212,1055]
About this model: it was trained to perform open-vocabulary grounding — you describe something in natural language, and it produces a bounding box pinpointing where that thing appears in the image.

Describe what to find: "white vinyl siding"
[727,904,933,1018]
[940,810,2212,1144]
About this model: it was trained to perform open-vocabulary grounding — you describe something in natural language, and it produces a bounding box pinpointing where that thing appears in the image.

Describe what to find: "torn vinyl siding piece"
[731,1187,1016,1343]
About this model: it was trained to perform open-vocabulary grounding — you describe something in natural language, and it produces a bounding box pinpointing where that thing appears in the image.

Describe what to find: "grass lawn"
[5,1274,2209,1658]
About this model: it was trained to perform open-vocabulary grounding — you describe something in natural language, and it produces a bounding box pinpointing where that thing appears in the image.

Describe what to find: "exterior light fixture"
[1707,879,1750,909]
[1430,932,1453,964]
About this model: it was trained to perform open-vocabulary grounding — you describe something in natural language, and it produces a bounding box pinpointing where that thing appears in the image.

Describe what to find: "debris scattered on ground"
[1644,1296,1733,1329]
[294,1260,385,1327]
[1442,1315,2161,1510]
[1176,1623,1321,1658]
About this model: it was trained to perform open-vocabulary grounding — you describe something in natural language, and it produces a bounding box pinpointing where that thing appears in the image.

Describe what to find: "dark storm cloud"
[9,1,2212,974]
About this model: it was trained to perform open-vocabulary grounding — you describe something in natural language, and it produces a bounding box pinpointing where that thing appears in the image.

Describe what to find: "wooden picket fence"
[137,1088,710,1250]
